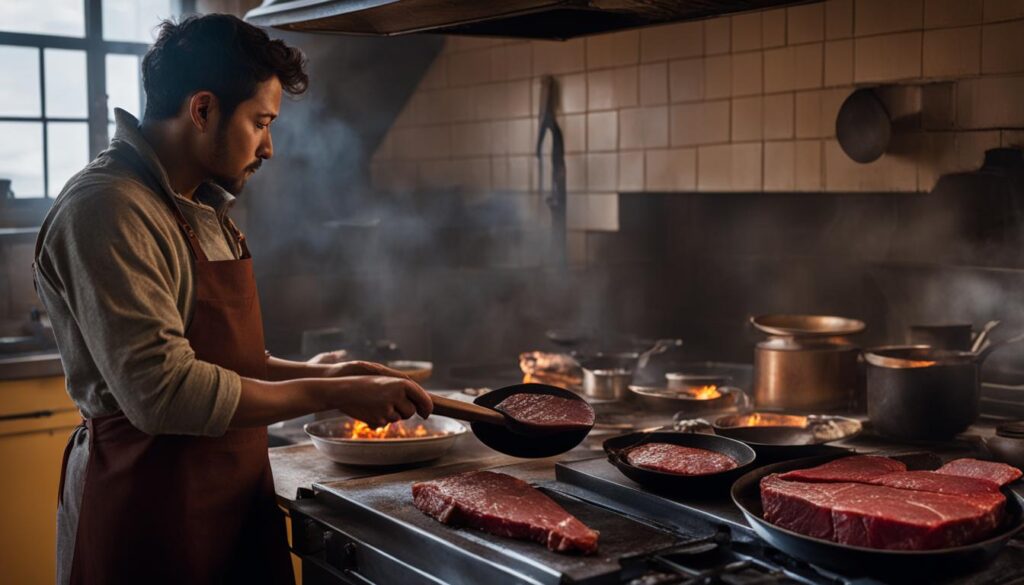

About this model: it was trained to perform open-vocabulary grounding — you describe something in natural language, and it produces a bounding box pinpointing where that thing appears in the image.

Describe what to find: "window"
[0,0,186,205]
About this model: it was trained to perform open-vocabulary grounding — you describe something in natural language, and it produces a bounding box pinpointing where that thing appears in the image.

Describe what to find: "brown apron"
[57,183,294,585]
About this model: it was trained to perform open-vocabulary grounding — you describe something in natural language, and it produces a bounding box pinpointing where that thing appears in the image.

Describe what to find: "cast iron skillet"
[731,453,1024,579]
[471,383,593,458]
[711,413,861,460]
[603,431,755,495]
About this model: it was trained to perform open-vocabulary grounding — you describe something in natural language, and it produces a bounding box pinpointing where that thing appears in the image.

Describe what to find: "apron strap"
[164,201,210,263]
[224,216,252,259]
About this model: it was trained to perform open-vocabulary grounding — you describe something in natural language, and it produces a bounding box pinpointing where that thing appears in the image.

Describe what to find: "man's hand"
[333,376,433,427]
[323,360,410,380]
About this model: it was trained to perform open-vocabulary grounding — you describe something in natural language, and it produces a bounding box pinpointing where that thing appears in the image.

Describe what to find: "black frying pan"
[711,413,861,461]
[731,454,1024,579]
[469,383,593,458]
[603,431,755,495]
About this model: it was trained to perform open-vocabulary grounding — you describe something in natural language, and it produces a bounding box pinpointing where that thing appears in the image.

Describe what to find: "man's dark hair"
[141,14,308,120]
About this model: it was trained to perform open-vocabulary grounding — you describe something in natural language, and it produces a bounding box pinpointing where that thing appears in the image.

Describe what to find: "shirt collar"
[111,108,237,218]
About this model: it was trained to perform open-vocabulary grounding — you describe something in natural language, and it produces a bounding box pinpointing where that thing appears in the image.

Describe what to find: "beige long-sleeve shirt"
[35,109,249,584]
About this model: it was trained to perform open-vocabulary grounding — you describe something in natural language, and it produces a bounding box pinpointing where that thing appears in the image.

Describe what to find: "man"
[33,14,431,585]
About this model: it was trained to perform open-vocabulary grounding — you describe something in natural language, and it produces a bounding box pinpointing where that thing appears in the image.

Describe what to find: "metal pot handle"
[637,338,683,369]
[975,330,1024,363]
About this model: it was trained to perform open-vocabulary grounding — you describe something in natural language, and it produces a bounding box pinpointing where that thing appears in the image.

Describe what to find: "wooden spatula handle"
[430,394,507,426]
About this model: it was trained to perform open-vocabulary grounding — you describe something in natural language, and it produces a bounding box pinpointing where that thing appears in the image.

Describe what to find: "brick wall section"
[370,0,1024,236]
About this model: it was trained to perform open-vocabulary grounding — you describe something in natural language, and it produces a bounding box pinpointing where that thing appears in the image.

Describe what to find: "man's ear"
[187,91,217,132]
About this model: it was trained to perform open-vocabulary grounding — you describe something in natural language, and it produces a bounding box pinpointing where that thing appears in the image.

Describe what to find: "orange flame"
[342,419,435,439]
[733,413,808,428]
[683,385,722,400]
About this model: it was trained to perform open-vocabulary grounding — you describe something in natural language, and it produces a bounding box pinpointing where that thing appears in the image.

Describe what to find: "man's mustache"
[247,160,263,173]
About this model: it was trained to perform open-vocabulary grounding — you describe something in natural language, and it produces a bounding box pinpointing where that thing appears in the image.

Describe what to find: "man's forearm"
[230,376,328,427]
[264,355,332,381]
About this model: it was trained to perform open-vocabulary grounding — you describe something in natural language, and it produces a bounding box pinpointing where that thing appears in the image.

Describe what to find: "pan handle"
[430,394,507,426]
[975,330,1024,363]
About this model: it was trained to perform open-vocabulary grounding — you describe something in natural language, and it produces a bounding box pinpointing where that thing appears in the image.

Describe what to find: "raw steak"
[494,393,594,431]
[937,458,1023,487]
[624,443,739,475]
[778,455,906,483]
[761,474,1004,550]
[411,471,599,554]
[869,470,1006,503]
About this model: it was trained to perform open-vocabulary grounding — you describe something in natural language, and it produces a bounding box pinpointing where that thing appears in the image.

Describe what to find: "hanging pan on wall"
[835,88,891,164]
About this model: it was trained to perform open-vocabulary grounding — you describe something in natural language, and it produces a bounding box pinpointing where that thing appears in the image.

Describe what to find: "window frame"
[0,0,193,223]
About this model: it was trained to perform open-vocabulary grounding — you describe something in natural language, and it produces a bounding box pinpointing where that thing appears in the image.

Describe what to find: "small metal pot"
[582,366,633,400]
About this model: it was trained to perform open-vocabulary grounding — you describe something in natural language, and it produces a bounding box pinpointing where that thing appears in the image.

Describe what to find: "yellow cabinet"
[0,376,79,585]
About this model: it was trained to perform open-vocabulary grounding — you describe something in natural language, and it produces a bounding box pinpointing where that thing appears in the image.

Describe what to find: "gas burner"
[623,535,823,585]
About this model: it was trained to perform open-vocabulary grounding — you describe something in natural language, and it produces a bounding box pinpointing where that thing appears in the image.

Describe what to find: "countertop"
[267,417,1000,506]
[0,352,63,381]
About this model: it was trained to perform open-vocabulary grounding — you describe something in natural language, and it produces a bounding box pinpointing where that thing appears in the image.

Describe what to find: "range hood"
[245,0,808,40]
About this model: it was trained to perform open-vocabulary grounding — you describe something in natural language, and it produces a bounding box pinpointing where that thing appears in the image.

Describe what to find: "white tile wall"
[373,3,1024,232]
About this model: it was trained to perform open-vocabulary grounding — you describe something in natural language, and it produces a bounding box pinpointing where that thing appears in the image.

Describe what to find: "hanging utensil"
[972,320,1001,353]
[536,75,566,267]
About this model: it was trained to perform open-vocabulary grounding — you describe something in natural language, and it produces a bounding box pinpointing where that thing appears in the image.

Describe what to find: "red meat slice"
[778,455,906,483]
[761,474,1005,550]
[411,471,599,554]
[494,393,595,431]
[869,470,1005,501]
[624,443,739,475]
[937,458,1023,488]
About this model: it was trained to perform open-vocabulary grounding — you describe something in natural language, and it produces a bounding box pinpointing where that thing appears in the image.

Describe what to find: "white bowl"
[304,414,466,466]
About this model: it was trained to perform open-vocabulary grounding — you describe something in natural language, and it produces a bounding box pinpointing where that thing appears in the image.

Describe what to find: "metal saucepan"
[865,332,1024,440]
[603,431,755,494]
[751,315,865,412]
[304,414,467,466]
[731,453,1024,579]
[577,339,683,400]
[430,383,594,458]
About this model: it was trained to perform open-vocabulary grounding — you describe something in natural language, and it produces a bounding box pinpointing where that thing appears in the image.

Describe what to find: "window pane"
[106,54,141,119]
[45,49,88,118]
[0,122,44,198]
[47,122,89,196]
[0,0,85,37]
[0,46,41,117]
[103,0,176,43]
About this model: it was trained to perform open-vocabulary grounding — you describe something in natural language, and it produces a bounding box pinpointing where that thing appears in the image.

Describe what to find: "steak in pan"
[494,393,594,431]
[412,471,599,554]
[936,458,1023,487]
[778,455,905,483]
[761,456,1020,550]
[624,443,738,475]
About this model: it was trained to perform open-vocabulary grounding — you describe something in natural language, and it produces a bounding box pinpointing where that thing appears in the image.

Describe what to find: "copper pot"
[751,315,865,412]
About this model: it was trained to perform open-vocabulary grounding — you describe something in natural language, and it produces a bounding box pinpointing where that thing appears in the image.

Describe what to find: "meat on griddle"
[412,471,599,554]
